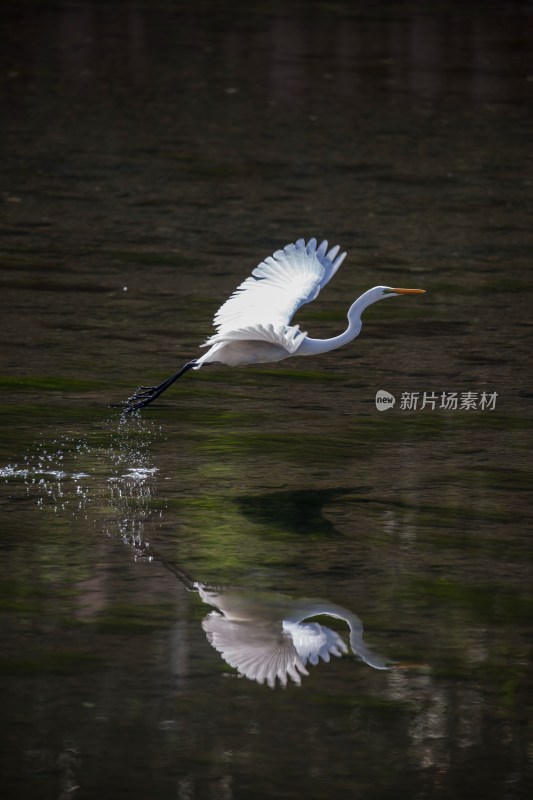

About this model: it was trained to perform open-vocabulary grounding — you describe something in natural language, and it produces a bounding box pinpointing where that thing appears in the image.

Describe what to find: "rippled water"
[1,1,532,798]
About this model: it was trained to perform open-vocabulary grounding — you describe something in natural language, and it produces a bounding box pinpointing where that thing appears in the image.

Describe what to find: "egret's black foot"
[122,360,197,414]
[124,387,160,413]
[128,386,159,402]
[124,381,172,413]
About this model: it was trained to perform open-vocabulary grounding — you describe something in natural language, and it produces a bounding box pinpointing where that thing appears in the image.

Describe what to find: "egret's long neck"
[297,289,380,356]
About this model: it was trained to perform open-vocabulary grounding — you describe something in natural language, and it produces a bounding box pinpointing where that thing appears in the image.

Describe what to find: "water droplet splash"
[1,415,164,531]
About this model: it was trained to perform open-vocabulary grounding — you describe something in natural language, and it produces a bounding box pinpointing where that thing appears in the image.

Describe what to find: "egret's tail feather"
[123,360,197,413]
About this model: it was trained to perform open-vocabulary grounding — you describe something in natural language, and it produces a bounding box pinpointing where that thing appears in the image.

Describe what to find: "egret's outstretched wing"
[202,613,309,688]
[200,322,307,351]
[213,237,347,333]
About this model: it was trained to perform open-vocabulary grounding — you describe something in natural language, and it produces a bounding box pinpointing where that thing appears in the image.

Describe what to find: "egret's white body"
[125,237,425,412]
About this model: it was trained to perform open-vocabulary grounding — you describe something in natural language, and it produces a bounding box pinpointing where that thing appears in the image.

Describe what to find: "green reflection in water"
[0,375,107,392]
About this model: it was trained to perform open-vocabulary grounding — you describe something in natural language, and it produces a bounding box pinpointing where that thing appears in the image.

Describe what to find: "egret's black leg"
[124,360,197,413]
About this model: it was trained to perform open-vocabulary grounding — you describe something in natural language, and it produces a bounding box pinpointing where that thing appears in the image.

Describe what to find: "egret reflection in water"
[195,583,391,688]
[3,430,392,690]
[117,487,393,688]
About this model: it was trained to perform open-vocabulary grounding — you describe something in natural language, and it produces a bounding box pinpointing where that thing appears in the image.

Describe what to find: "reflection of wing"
[202,613,309,688]
[283,621,348,665]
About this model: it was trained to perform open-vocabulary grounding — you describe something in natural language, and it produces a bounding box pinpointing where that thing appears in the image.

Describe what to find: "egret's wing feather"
[201,322,307,352]
[213,237,347,332]
[283,621,348,667]
[202,613,309,688]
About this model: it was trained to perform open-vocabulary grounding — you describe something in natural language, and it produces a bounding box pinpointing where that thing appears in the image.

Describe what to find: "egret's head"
[348,285,426,322]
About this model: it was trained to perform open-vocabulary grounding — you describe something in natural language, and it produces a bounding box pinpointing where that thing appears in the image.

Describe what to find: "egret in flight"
[125,237,425,412]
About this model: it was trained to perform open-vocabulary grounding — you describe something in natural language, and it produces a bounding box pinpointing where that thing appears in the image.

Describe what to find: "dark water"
[1,1,532,798]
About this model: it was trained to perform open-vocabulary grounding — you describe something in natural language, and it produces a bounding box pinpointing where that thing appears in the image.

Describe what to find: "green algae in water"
[0,375,108,392]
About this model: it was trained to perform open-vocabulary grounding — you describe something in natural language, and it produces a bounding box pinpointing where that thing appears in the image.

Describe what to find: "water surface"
[1,1,532,798]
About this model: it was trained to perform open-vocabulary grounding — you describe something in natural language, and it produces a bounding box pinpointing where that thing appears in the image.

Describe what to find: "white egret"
[125,237,425,412]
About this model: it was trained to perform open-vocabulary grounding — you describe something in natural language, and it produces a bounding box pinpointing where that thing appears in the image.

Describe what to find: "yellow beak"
[391,288,426,294]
